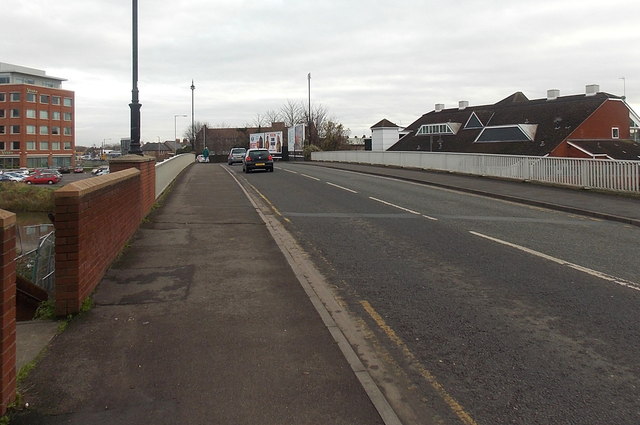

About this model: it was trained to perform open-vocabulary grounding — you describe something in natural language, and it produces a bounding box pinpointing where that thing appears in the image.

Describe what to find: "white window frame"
[612,127,619,139]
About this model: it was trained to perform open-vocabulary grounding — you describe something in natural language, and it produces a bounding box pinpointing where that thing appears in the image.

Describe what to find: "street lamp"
[128,0,142,155]
[190,80,195,150]
[174,114,187,152]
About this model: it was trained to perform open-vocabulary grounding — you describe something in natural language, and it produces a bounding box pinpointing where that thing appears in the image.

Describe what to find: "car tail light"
[267,155,273,160]
[245,156,251,162]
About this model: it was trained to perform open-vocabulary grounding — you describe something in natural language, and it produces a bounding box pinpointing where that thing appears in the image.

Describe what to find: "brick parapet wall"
[110,155,157,217]
[54,167,148,316]
[0,210,16,414]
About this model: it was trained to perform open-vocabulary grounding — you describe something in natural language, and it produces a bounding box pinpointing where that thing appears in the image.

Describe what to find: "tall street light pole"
[174,114,187,150]
[190,80,195,151]
[307,72,311,148]
[129,0,142,155]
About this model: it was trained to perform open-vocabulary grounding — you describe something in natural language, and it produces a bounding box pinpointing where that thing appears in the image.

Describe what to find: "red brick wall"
[567,99,630,140]
[0,210,16,414]
[54,166,148,315]
[109,155,156,217]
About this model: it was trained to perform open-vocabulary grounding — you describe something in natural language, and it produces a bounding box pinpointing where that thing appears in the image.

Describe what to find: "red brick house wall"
[550,99,631,158]
[0,210,16,414]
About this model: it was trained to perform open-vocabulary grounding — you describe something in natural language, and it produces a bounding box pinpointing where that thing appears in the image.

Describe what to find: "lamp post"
[190,80,195,151]
[174,114,187,152]
[128,0,142,155]
[307,72,311,148]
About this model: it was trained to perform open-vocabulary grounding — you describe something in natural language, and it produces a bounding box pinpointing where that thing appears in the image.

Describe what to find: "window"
[10,125,20,134]
[0,93,5,102]
[64,141,72,150]
[416,123,458,136]
[26,109,36,119]
[39,110,49,119]
[474,124,537,143]
[51,141,60,150]
[0,142,4,150]
[0,110,4,118]
[26,93,36,102]
[10,93,20,102]
[39,125,48,135]
[11,141,20,150]
[51,126,60,135]
[51,96,60,105]
[39,141,49,150]
[11,109,20,118]
[63,97,72,107]
[63,112,72,121]
[0,126,4,134]
[52,111,60,120]
[464,112,484,130]
[63,127,72,135]
[26,141,36,150]
[26,125,36,134]
[40,94,49,104]
[612,127,620,139]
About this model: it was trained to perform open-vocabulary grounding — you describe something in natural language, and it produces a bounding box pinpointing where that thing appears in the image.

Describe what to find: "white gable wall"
[371,127,399,151]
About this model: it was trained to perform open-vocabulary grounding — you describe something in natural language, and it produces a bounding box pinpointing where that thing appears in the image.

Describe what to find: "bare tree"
[183,120,210,149]
[280,99,305,127]
[249,113,268,128]
[264,109,281,125]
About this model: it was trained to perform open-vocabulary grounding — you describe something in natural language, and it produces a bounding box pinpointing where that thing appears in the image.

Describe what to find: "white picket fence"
[311,151,640,194]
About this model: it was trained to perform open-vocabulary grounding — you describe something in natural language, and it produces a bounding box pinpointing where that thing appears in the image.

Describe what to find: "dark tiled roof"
[371,119,399,128]
[389,92,623,157]
[568,139,640,160]
[142,142,171,152]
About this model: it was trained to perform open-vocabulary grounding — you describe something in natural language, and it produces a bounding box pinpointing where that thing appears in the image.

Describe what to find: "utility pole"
[307,72,311,147]
[128,0,142,155]
[190,80,195,150]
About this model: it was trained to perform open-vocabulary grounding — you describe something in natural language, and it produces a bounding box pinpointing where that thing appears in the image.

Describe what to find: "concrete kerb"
[308,162,640,228]
[222,167,404,425]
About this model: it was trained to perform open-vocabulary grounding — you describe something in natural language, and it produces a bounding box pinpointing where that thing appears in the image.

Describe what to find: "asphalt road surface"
[229,162,640,425]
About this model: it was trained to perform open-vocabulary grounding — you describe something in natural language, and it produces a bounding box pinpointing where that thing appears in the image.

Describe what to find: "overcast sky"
[3,0,638,147]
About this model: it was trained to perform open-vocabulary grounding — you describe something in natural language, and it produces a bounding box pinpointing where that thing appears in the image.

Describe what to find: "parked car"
[24,173,60,185]
[227,147,247,165]
[92,166,108,175]
[2,172,26,182]
[95,168,110,176]
[58,166,71,174]
[73,166,84,173]
[242,148,274,173]
[0,175,17,183]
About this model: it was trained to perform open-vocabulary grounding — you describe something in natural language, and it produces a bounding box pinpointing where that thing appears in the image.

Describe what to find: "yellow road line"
[360,300,479,425]
[248,182,291,223]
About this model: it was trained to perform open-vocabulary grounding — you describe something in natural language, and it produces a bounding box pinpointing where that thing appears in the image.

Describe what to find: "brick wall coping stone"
[55,168,140,198]
[0,210,15,227]
[109,154,156,164]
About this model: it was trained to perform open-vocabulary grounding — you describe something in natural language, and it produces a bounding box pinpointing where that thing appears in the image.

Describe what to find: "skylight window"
[474,124,537,143]
[464,112,483,129]
[416,122,461,136]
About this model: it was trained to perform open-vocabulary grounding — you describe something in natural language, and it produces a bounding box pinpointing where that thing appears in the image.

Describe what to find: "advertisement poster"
[250,131,283,154]
[288,124,305,151]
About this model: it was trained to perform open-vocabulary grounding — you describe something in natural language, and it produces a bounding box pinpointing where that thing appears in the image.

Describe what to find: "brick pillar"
[109,154,156,216]
[0,210,16,414]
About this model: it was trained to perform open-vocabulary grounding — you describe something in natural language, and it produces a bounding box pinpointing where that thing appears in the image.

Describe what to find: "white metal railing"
[155,153,196,198]
[311,151,640,193]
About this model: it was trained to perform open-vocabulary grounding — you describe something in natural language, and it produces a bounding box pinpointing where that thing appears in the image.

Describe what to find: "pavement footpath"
[11,163,386,425]
[12,160,640,424]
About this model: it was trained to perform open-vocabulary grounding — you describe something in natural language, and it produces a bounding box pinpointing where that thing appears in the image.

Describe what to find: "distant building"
[195,122,288,156]
[0,62,75,168]
[389,85,640,160]
[141,142,173,161]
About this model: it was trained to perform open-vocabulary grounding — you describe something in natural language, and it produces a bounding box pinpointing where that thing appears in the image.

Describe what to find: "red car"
[24,173,60,185]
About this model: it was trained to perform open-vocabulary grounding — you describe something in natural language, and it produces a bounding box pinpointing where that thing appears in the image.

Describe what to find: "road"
[228,161,640,425]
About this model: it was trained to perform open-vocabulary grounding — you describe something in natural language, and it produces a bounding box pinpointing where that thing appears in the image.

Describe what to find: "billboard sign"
[287,124,305,151]
[250,131,283,154]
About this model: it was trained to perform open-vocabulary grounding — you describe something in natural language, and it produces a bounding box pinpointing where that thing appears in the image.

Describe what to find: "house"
[371,119,405,151]
[389,85,640,160]
[141,142,173,161]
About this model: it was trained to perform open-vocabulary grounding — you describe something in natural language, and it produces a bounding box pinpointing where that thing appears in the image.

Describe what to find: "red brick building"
[0,63,75,169]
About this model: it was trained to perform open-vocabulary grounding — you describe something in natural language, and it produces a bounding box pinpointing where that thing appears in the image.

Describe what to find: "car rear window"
[249,150,269,158]
[232,148,246,154]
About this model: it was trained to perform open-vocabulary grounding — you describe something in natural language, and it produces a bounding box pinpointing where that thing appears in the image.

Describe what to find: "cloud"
[2,0,638,145]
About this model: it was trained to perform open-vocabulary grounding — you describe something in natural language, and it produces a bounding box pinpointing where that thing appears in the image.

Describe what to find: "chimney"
[586,84,599,96]
[458,101,469,110]
[435,103,445,112]
[547,89,560,100]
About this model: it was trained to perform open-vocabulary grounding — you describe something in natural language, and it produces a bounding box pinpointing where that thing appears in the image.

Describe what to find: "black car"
[242,149,273,173]
[58,166,71,174]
